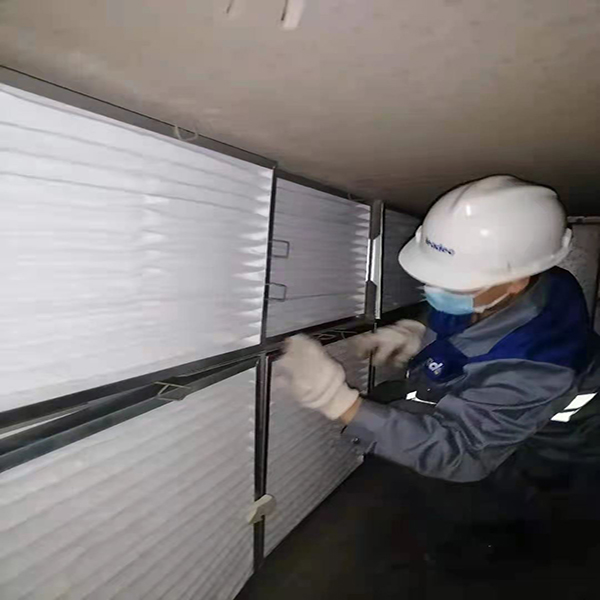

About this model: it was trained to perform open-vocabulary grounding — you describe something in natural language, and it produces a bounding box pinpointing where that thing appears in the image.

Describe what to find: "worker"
[278,175,600,569]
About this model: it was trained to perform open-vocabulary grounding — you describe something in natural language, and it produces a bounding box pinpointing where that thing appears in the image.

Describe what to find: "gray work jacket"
[344,268,600,482]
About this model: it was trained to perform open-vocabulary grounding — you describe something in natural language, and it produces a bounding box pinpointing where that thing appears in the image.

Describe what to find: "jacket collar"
[438,274,548,358]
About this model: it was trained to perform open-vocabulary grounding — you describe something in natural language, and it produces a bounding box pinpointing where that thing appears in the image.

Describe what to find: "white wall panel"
[0,367,256,600]
[266,180,370,336]
[559,224,600,317]
[381,209,421,313]
[0,85,272,410]
[265,337,367,554]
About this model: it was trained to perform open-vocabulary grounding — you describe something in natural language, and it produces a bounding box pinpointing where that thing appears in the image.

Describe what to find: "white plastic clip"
[223,0,245,18]
[173,125,199,143]
[247,494,277,524]
[281,0,306,30]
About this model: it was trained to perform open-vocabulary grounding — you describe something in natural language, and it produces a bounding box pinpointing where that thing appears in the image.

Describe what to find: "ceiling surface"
[1,0,600,215]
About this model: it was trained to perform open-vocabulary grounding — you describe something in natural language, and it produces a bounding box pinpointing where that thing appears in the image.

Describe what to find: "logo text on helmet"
[425,237,455,256]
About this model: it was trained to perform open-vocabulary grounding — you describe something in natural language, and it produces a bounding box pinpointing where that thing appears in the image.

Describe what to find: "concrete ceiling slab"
[1,0,600,214]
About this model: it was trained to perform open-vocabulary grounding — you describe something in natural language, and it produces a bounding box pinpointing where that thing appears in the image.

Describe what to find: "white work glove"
[353,319,426,367]
[277,334,360,420]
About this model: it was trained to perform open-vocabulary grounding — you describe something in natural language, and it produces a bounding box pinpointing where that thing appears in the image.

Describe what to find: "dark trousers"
[397,447,600,563]
[369,381,600,561]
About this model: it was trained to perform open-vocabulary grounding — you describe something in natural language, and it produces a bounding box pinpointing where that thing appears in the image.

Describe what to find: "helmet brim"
[399,237,571,292]
[399,239,503,292]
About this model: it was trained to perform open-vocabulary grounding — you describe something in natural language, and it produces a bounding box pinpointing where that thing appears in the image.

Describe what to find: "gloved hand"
[353,319,426,367]
[277,334,360,420]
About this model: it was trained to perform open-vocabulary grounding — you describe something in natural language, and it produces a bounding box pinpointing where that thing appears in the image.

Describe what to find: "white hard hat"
[399,175,572,291]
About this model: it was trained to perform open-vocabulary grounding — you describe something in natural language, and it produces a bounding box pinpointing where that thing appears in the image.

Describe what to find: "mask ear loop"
[472,287,510,313]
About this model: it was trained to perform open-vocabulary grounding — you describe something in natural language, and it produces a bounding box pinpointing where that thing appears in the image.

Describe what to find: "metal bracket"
[155,381,191,401]
[173,125,199,143]
[366,199,383,321]
[267,282,288,301]
[270,239,291,258]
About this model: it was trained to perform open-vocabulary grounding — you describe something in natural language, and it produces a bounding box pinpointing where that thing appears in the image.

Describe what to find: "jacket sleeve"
[343,359,578,482]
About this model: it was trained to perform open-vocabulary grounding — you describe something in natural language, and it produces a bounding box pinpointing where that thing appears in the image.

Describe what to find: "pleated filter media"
[381,209,421,313]
[265,336,368,554]
[0,84,272,410]
[0,79,380,598]
[0,368,256,600]
[266,179,370,336]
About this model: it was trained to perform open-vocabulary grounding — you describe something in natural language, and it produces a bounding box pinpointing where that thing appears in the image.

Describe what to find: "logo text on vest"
[426,358,444,376]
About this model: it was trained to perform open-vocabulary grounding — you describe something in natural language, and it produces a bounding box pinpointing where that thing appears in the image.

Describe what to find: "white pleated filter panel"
[558,224,600,316]
[381,209,421,313]
[0,84,272,410]
[265,337,368,554]
[266,180,370,336]
[0,367,256,600]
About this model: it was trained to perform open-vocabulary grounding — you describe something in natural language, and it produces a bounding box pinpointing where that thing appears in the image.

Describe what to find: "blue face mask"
[424,285,510,315]
[424,286,475,315]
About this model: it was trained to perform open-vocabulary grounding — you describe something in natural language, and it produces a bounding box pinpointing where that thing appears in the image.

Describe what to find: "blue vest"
[411,268,596,385]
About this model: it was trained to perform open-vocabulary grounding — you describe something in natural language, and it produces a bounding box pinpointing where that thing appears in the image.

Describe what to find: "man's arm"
[342,360,577,482]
